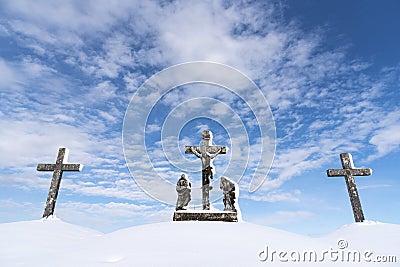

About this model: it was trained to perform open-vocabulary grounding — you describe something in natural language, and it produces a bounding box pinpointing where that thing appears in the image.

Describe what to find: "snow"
[0,218,399,266]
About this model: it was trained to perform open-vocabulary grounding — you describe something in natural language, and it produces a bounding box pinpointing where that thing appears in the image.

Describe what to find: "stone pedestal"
[173,210,238,222]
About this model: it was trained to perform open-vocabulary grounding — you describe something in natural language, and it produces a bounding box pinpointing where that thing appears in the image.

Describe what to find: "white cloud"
[368,110,400,160]
[146,124,161,133]
[0,24,9,36]
[0,0,399,215]
[0,199,34,208]
[86,81,117,102]
[158,1,237,62]
[62,178,150,202]
[0,199,42,222]
[0,58,16,88]
[3,0,153,43]
[0,119,93,167]
[242,190,301,203]
[369,125,400,159]
[9,19,58,44]
[155,0,288,76]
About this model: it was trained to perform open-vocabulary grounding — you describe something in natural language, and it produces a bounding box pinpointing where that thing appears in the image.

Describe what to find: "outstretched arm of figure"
[190,147,202,158]
[207,147,222,159]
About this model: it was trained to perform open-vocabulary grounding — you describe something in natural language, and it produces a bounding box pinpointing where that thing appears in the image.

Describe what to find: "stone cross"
[185,130,227,210]
[37,147,83,218]
[326,153,372,222]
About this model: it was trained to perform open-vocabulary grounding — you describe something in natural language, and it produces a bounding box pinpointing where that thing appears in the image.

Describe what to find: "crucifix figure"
[185,130,227,210]
[37,147,83,218]
[327,153,372,222]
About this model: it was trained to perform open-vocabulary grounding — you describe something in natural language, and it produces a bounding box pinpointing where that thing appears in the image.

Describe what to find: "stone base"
[173,211,238,222]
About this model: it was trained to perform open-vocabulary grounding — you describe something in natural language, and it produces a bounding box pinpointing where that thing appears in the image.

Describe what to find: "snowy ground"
[0,218,399,266]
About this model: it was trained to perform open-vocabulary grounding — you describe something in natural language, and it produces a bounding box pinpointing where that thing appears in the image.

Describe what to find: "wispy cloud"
[0,0,399,231]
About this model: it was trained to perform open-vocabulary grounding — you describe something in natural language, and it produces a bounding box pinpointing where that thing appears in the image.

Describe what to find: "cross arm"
[37,164,56,171]
[327,168,372,177]
[185,146,201,158]
[37,163,83,171]
[349,168,372,176]
[206,146,227,159]
[62,164,83,171]
[207,146,227,154]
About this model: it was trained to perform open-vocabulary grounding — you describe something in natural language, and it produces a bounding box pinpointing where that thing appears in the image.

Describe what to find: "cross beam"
[327,153,372,222]
[185,130,227,210]
[37,148,83,218]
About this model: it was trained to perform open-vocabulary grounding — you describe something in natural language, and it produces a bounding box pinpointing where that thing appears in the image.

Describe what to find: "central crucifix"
[185,130,227,210]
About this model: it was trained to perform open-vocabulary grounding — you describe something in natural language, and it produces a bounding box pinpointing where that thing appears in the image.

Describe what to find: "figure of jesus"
[185,130,227,210]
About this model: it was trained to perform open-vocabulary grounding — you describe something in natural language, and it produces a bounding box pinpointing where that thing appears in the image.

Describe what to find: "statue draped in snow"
[175,174,191,211]
[186,130,226,210]
[220,176,237,212]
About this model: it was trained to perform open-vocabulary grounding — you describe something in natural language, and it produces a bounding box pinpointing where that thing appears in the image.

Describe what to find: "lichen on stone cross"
[185,130,227,210]
[37,147,83,218]
[326,153,372,222]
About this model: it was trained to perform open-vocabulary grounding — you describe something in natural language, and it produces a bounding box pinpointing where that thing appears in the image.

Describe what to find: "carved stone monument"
[220,176,238,212]
[173,130,238,222]
[37,147,83,218]
[185,130,227,210]
[176,174,191,211]
[326,153,372,222]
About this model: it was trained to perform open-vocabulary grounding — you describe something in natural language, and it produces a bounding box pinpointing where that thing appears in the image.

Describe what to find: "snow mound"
[0,219,399,266]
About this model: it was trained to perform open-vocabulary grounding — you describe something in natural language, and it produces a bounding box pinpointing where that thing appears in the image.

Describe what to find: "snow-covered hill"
[0,218,399,266]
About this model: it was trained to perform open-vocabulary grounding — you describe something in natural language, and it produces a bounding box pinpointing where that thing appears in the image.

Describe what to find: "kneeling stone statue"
[220,176,237,212]
[176,174,191,211]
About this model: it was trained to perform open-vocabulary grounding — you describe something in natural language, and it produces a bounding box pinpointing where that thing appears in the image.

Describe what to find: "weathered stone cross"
[37,147,83,218]
[185,130,227,210]
[326,153,372,222]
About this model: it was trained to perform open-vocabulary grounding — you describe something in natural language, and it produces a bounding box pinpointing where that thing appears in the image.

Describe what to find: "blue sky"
[0,0,399,236]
